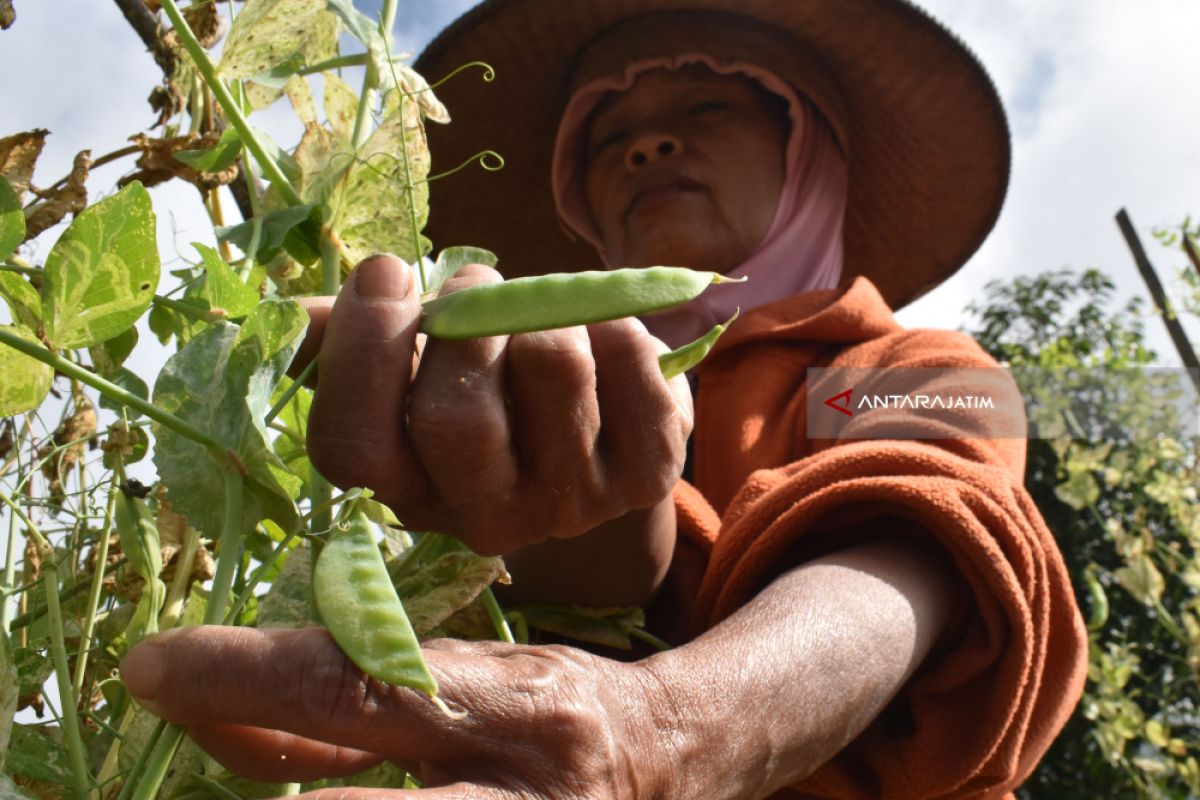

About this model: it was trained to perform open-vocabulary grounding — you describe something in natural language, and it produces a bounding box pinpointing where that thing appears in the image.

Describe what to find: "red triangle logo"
[824,388,854,417]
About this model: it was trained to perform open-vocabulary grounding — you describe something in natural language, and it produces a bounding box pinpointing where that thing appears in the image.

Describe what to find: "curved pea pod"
[420,266,739,340]
[658,311,738,379]
[314,502,439,700]
[1084,565,1109,632]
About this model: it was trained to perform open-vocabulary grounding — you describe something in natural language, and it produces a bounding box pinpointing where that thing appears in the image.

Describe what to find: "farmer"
[121,1,1089,797]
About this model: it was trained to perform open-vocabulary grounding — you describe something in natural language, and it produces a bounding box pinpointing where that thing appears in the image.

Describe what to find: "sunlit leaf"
[152,300,307,539]
[324,0,377,47]
[1116,554,1166,606]
[394,550,505,635]
[218,0,340,110]
[0,175,22,259]
[323,71,358,143]
[0,270,40,331]
[331,98,430,265]
[426,246,498,295]
[285,74,318,127]
[193,243,260,319]
[1054,468,1099,511]
[0,325,51,415]
[40,181,159,349]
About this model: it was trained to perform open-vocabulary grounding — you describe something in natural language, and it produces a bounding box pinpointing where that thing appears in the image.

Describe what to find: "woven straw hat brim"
[413,0,1010,310]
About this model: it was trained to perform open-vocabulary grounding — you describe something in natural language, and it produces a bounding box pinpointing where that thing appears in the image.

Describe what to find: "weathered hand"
[120,626,672,799]
[300,255,692,556]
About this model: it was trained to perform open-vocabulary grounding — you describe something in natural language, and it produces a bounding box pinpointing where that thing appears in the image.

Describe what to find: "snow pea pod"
[314,501,438,699]
[657,311,738,379]
[419,267,735,340]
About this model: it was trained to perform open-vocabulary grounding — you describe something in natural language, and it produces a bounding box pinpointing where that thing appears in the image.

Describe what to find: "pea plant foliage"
[0,1,666,797]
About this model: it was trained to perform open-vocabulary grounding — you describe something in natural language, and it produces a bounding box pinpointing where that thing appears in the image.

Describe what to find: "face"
[583,66,789,272]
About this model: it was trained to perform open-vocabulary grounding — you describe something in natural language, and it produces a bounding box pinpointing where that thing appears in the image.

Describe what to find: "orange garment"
[661,276,1089,799]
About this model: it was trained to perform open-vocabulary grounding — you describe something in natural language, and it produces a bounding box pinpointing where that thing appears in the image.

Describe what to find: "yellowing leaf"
[1116,554,1166,606]
[218,0,340,110]
[323,72,358,143]
[285,74,318,126]
[0,129,46,202]
[0,271,40,331]
[0,325,52,415]
[40,181,159,349]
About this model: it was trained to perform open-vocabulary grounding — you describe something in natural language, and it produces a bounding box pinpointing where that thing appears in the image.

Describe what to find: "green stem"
[128,723,185,800]
[348,0,399,150]
[0,327,224,453]
[390,530,436,580]
[205,467,245,625]
[0,261,38,277]
[629,627,673,652]
[320,224,343,296]
[223,527,300,625]
[72,473,119,696]
[1,458,20,633]
[265,359,317,426]
[481,587,515,644]
[152,293,217,324]
[44,562,94,799]
[159,0,304,207]
[299,51,410,77]
[240,213,264,282]
[0,490,50,552]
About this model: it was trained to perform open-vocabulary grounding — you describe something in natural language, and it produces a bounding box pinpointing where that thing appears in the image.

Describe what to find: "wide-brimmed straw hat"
[413,0,1010,310]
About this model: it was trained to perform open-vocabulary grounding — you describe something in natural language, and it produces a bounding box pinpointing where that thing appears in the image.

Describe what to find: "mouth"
[625,177,705,217]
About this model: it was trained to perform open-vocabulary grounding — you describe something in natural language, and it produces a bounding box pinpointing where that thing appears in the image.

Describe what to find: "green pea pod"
[314,501,439,699]
[658,311,738,379]
[420,267,738,340]
[1084,565,1109,632]
[114,492,165,645]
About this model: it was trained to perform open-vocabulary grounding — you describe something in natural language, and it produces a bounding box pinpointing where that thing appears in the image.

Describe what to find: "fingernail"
[120,639,166,713]
[354,254,411,299]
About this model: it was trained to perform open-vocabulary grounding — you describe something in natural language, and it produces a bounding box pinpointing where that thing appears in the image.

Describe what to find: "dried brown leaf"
[124,132,239,191]
[148,81,187,128]
[0,0,15,30]
[23,150,90,240]
[0,129,48,201]
[23,535,41,583]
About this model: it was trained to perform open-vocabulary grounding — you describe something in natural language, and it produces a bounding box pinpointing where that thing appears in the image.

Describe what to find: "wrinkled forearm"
[639,537,958,800]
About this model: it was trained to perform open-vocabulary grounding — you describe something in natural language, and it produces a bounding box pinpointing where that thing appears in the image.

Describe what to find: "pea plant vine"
[0,2,684,797]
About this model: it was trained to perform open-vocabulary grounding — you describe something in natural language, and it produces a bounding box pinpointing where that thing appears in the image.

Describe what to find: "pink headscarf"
[552,54,848,349]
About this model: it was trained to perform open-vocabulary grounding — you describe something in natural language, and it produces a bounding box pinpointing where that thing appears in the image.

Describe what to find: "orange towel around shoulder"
[664,277,1088,799]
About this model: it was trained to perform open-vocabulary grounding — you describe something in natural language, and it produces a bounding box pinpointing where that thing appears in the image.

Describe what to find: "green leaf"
[147,301,176,345]
[253,126,303,187]
[193,243,260,319]
[218,0,340,110]
[0,325,52,416]
[89,325,138,377]
[324,0,378,48]
[40,181,159,349]
[0,270,40,331]
[270,375,312,494]
[216,204,316,258]
[394,550,506,635]
[1054,468,1100,511]
[4,725,72,786]
[1116,554,1166,606]
[249,50,307,90]
[0,634,16,774]
[174,127,244,172]
[0,175,22,260]
[331,98,430,265]
[152,300,307,538]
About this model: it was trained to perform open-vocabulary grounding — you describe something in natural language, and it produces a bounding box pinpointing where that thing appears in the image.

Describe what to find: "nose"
[624,131,684,170]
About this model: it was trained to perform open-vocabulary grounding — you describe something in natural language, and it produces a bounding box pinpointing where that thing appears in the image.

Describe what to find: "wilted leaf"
[395,550,505,635]
[513,605,646,651]
[41,180,159,349]
[285,74,318,126]
[218,0,340,110]
[0,0,14,30]
[257,541,316,628]
[0,325,52,415]
[385,63,450,125]
[165,0,225,50]
[0,129,46,201]
[0,270,40,331]
[0,634,16,772]
[1116,554,1166,606]
[126,132,240,191]
[174,127,243,173]
[23,149,90,240]
[152,300,306,538]
[323,72,358,143]
[0,175,22,259]
[331,98,430,265]
[193,243,260,319]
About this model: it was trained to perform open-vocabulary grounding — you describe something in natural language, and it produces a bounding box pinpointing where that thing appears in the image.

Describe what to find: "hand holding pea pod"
[119,627,676,799]
[303,256,695,556]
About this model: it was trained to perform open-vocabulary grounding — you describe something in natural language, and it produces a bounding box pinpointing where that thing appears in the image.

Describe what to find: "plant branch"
[72,474,119,696]
[112,0,174,75]
[45,560,95,799]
